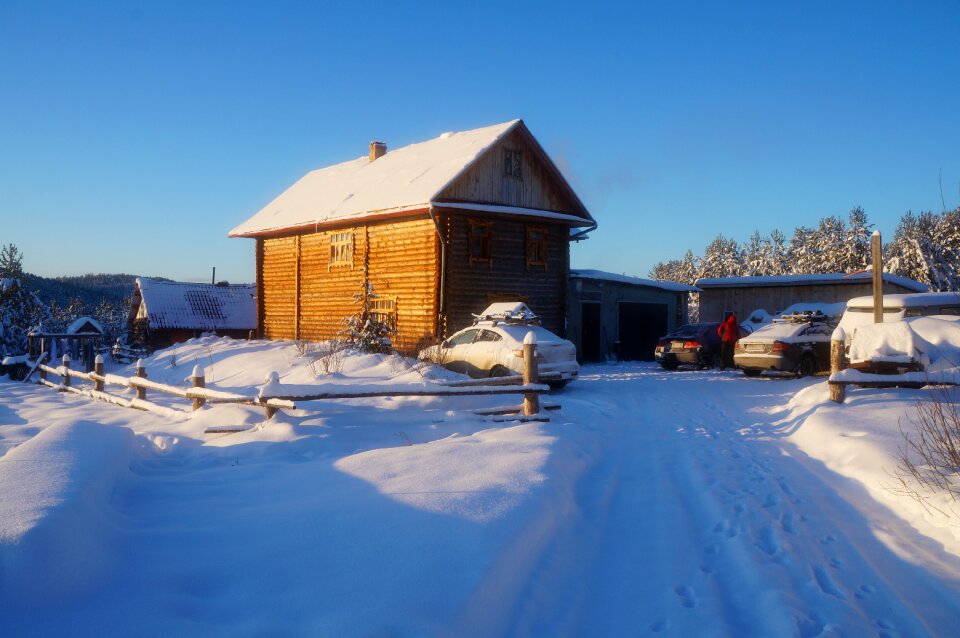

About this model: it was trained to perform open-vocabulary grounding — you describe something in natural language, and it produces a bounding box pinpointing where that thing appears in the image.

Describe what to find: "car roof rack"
[776,310,831,323]
[471,310,542,327]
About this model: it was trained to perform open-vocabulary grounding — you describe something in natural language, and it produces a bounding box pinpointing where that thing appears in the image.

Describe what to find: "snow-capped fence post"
[191,365,206,411]
[522,331,540,416]
[94,354,105,392]
[135,359,147,401]
[829,326,846,404]
[61,354,71,389]
[260,371,282,420]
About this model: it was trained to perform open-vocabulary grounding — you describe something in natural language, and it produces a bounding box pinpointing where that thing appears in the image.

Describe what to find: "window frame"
[468,219,493,267]
[525,225,548,271]
[328,231,354,270]
[504,149,522,180]
[368,296,397,332]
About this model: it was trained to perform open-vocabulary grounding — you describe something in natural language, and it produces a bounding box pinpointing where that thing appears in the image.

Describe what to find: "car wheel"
[489,365,512,378]
[797,356,816,378]
[548,380,570,390]
[659,359,679,371]
[742,368,762,377]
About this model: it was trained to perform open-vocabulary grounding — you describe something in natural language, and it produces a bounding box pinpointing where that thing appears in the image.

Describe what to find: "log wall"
[441,211,569,337]
[259,217,438,350]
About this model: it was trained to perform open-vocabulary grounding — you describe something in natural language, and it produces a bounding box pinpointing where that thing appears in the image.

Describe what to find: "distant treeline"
[649,207,960,293]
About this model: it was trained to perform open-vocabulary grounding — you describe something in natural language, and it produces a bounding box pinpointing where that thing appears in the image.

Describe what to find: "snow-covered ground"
[2,337,960,636]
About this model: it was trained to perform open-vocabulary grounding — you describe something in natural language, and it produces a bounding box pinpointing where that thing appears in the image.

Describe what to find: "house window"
[368,297,397,332]
[329,231,353,269]
[525,226,548,270]
[504,149,522,179]
[469,220,493,266]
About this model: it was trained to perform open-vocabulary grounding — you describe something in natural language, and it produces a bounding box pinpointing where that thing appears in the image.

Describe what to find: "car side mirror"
[441,340,451,348]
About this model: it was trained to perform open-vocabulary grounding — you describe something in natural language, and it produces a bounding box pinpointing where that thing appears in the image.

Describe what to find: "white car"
[420,302,579,388]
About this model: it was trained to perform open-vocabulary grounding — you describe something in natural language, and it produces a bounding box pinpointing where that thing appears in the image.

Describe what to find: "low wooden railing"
[26,332,554,427]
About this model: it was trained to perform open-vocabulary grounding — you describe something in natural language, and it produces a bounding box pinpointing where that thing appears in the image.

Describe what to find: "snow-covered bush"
[339,283,395,355]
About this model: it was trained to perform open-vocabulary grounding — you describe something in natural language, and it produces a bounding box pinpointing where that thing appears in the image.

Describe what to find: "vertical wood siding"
[437,127,584,215]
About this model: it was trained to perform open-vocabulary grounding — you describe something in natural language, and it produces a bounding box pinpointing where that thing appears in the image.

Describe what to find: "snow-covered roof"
[695,272,928,292]
[845,291,960,309]
[571,269,700,293]
[230,120,593,238]
[66,316,104,335]
[135,278,256,331]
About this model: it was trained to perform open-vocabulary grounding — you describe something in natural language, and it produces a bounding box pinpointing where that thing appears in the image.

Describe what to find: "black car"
[654,322,724,370]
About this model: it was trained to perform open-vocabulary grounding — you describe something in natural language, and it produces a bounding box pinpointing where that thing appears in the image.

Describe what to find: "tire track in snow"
[470,365,960,636]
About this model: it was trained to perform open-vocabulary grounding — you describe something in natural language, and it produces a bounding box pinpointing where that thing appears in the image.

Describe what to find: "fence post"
[94,354,105,392]
[829,326,846,404]
[135,359,147,401]
[523,331,539,416]
[261,371,280,420]
[61,354,71,390]
[191,364,206,411]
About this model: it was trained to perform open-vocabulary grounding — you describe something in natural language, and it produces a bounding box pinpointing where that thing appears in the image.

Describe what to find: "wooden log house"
[230,120,596,351]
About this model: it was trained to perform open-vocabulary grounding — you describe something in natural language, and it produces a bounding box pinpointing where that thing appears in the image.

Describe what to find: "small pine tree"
[339,283,395,354]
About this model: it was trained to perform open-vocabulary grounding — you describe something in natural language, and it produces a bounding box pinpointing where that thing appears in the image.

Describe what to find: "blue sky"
[2,1,958,283]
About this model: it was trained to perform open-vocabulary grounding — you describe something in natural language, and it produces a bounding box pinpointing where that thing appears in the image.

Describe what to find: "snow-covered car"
[419,303,579,388]
[734,311,838,377]
[837,292,960,348]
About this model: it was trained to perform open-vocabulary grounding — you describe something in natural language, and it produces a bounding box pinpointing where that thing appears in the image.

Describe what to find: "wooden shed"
[568,270,699,362]
[129,278,257,350]
[230,120,596,352]
[695,272,928,323]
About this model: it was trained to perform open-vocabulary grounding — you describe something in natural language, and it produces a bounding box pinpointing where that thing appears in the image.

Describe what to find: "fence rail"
[24,334,553,428]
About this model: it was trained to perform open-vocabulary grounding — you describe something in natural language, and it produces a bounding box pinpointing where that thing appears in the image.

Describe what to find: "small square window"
[329,231,353,269]
[504,149,522,179]
[526,226,547,270]
[469,220,493,266]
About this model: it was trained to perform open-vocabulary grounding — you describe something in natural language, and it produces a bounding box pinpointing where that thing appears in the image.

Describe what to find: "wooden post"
[262,370,280,420]
[829,326,846,404]
[135,359,147,400]
[522,331,539,416]
[94,354,105,392]
[61,354,71,389]
[872,230,883,324]
[191,364,206,411]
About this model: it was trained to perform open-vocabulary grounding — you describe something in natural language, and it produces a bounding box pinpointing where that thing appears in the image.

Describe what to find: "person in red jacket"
[717,312,739,370]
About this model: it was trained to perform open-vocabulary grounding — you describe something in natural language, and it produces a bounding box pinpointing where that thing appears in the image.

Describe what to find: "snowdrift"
[0,421,136,602]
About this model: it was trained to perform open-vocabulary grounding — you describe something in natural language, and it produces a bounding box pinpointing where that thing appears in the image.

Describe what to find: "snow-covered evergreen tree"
[788,226,820,274]
[841,207,872,272]
[762,229,789,276]
[815,215,847,274]
[700,235,743,278]
[0,278,50,355]
[742,231,765,276]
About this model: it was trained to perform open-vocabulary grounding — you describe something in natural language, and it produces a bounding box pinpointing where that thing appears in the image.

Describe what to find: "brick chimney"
[369,141,387,161]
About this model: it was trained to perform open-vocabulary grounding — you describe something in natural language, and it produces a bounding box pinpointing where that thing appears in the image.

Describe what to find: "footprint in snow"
[855,584,876,600]
[829,557,844,569]
[820,534,837,544]
[649,618,671,632]
[673,585,698,608]
[781,512,796,534]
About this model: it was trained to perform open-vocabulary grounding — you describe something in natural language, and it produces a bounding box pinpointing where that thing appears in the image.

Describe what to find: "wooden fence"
[25,336,553,429]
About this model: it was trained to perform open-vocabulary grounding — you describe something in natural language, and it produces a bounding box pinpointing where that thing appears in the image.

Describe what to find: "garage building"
[567,270,699,362]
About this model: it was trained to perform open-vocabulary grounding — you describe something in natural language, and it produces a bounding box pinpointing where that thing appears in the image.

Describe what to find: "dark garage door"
[618,302,668,361]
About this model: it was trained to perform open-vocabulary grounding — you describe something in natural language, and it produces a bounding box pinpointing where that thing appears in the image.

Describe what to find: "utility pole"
[871,231,883,324]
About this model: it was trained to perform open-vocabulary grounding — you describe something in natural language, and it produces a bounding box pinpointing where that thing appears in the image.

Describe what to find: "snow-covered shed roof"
[571,269,700,293]
[229,120,593,237]
[66,316,104,335]
[695,272,928,292]
[135,278,256,331]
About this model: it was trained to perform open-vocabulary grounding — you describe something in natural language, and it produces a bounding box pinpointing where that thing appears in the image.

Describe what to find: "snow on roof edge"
[571,269,700,292]
[695,272,928,291]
